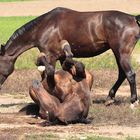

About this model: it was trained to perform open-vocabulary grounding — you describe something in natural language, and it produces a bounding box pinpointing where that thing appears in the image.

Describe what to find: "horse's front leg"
[60,40,73,59]
[60,40,86,79]
[36,53,56,91]
[38,40,73,91]
[60,40,81,69]
[31,80,60,123]
[59,40,74,66]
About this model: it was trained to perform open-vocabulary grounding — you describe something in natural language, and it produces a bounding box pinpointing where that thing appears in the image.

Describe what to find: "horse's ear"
[0,44,5,56]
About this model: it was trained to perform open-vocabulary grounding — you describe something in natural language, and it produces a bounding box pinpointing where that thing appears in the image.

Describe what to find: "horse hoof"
[130,100,139,110]
[105,98,115,106]
[31,115,40,119]
[37,66,45,73]
[135,100,139,105]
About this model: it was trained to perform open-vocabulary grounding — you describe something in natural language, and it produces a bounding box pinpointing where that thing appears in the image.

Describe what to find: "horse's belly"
[71,43,110,58]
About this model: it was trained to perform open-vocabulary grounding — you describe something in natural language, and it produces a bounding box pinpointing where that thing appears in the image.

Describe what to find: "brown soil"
[0,69,140,139]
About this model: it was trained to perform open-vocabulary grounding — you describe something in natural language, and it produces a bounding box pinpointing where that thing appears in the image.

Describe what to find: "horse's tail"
[135,15,140,39]
[135,15,140,27]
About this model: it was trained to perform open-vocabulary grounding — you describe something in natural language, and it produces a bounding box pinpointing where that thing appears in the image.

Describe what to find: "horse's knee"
[36,53,46,66]
[60,40,73,58]
[62,59,86,78]
[36,53,55,77]
[75,62,86,78]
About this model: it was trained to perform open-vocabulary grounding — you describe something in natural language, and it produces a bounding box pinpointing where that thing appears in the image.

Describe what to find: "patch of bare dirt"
[0,69,140,139]
[1,69,140,94]
[0,93,140,139]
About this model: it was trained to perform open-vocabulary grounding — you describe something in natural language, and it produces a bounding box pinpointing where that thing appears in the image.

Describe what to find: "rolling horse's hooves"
[32,80,42,89]
[130,100,139,109]
[105,97,115,106]
[37,66,45,73]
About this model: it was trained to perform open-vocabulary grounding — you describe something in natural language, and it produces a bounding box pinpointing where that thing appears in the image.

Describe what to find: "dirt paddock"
[0,0,140,139]
[0,69,140,139]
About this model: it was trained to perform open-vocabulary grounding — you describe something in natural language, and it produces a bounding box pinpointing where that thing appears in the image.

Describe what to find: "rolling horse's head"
[0,44,14,88]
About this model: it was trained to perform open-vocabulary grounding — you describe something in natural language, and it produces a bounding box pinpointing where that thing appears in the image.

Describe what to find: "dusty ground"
[0,0,140,139]
[0,69,140,139]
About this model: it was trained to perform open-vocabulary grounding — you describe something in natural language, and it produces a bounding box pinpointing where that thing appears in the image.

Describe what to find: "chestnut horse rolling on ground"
[29,53,93,125]
[0,8,140,105]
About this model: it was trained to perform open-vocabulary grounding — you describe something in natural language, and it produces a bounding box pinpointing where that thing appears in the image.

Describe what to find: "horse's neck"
[5,37,36,61]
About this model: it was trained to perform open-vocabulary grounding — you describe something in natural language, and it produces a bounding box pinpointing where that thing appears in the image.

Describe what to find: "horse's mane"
[3,7,70,51]
[4,13,47,50]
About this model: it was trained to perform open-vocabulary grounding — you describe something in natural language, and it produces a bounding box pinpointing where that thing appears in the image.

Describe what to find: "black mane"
[3,7,69,51]
[4,13,47,50]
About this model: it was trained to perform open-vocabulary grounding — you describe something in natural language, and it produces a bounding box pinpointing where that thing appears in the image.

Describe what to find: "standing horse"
[0,7,140,105]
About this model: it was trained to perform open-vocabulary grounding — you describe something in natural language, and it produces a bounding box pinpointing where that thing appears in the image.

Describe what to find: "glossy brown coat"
[29,68,93,125]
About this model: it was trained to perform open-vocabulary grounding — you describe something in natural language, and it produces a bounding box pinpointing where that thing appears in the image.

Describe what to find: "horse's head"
[0,44,14,88]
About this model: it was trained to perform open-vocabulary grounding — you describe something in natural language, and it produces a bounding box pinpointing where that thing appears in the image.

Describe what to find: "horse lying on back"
[29,53,93,125]
[0,7,140,106]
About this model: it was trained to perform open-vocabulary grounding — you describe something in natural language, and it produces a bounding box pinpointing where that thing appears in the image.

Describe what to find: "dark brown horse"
[29,53,93,125]
[0,7,140,105]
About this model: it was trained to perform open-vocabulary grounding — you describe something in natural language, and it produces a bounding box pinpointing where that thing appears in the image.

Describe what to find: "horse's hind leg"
[106,34,138,105]
[119,53,137,104]
[105,56,126,105]
[31,80,60,122]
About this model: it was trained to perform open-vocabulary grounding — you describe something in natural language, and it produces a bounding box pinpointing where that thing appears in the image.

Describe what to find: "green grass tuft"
[125,136,140,140]
[24,133,58,140]
[24,133,118,140]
